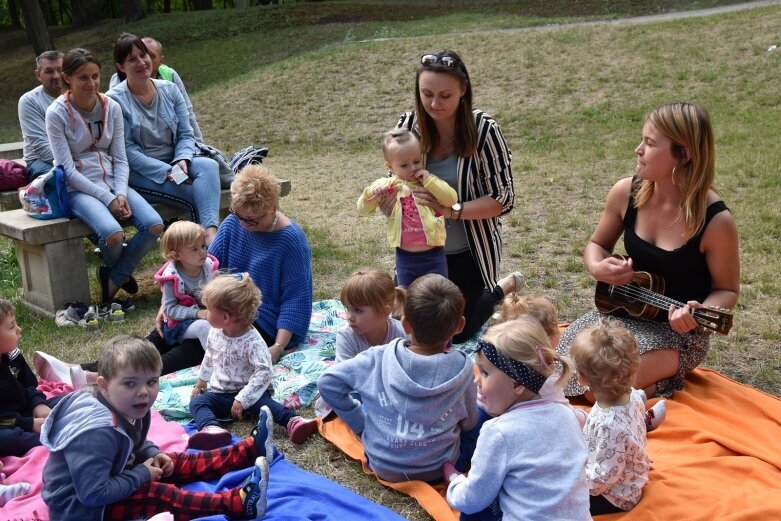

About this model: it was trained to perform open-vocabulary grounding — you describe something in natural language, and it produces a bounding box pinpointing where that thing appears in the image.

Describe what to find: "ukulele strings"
[610,284,715,321]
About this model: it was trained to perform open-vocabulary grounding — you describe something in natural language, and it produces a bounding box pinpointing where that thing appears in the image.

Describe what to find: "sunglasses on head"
[420,53,460,68]
[229,208,259,227]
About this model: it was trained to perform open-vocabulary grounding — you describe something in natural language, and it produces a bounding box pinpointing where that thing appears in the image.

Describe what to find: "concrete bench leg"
[15,237,91,316]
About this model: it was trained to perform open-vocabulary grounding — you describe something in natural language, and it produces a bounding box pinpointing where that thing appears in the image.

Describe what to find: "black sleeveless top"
[624,178,728,314]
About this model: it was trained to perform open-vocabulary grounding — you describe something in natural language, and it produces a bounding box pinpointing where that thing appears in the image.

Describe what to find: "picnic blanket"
[0,393,405,520]
[320,368,781,521]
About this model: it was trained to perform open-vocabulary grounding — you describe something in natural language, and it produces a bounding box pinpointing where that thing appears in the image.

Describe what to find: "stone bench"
[0,180,290,316]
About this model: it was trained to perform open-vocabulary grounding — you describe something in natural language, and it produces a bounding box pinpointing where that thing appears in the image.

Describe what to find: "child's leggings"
[103,438,257,520]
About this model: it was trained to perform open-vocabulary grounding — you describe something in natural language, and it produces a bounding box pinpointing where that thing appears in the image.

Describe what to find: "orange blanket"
[319,368,781,521]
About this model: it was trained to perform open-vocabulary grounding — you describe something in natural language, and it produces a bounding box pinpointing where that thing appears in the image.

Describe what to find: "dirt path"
[361,0,781,42]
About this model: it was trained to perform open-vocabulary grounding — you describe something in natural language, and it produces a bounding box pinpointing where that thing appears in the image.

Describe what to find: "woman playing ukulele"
[557,102,739,399]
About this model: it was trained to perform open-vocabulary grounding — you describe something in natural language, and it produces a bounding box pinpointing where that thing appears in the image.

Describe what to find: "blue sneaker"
[241,456,269,519]
[251,405,274,458]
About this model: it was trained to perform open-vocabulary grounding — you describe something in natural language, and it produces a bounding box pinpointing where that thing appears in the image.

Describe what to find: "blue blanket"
[181,425,405,521]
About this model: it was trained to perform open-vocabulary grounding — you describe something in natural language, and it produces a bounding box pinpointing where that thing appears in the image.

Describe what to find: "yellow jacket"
[357,174,458,248]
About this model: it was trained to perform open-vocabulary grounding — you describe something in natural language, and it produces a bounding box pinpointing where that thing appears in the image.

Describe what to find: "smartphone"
[170,164,188,185]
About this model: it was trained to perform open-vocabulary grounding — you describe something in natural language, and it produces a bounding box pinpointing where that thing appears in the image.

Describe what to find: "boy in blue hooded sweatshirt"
[318,273,478,483]
[40,335,271,520]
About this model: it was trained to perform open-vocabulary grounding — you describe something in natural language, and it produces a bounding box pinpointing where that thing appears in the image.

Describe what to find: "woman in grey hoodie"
[45,48,164,306]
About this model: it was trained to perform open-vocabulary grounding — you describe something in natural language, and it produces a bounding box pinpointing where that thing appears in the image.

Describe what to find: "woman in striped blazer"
[395,49,519,343]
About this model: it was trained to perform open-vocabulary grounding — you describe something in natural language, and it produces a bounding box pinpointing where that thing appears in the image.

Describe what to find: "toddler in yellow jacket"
[358,129,457,287]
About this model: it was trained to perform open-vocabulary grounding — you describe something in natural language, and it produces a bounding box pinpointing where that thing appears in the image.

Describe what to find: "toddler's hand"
[143,458,164,482]
[196,309,208,320]
[231,400,245,420]
[152,453,174,477]
[414,169,431,182]
[190,380,207,399]
[33,417,46,434]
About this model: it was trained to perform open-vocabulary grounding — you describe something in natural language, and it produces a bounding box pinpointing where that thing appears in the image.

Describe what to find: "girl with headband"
[445,317,590,521]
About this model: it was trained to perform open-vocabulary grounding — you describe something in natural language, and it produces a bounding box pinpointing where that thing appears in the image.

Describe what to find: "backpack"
[194,142,234,189]
[0,159,27,191]
[18,165,72,220]
[228,145,269,175]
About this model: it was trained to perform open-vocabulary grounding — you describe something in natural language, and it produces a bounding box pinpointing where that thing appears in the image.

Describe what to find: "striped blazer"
[397,110,514,289]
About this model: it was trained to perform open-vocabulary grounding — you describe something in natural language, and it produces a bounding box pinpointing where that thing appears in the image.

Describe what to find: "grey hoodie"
[318,338,478,482]
[45,92,129,207]
[40,388,157,520]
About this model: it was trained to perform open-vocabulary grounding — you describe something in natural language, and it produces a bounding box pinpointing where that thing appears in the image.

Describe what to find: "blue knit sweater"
[209,215,313,344]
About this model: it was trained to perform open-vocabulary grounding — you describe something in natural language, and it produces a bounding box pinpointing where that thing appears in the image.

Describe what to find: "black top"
[624,178,728,313]
[0,349,47,431]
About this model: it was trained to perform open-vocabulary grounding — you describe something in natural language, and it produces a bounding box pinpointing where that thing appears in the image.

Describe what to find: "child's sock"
[0,482,31,507]
[645,400,667,432]
[240,456,269,519]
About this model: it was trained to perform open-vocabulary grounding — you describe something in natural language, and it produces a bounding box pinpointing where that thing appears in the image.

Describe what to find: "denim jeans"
[129,156,221,229]
[25,158,53,181]
[190,389,296,430]
[69,188,162,287]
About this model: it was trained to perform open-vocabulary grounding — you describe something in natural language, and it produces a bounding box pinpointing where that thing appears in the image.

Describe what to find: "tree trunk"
[19,0,54,55]
[8,0,22,28]
[123,0,144,22]
[163,0,170,13]
[70,0,100,27]
[190,0,212,10]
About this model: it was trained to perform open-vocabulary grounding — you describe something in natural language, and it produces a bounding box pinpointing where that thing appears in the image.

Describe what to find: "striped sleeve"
[475,111,514,215]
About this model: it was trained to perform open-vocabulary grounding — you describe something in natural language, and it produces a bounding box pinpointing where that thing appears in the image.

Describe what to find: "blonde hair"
[382,128,421,159]
[98,335,162,380]
[403,274,464,347]
[482,317,574,393]
[160,220,206,261]
[340,268,403,316]
[201,273,261,328]
[230,164,280,216]
[634,102,717,240]
[570,318,640,402]
[497,294,558,338]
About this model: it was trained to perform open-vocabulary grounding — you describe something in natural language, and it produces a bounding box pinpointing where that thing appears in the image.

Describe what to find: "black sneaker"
[98,299,135,321]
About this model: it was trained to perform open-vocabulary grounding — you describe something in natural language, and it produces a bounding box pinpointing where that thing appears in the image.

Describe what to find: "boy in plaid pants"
[41,335,273,520]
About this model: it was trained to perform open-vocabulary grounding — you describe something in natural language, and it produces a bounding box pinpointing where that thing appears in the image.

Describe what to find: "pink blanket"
[0,382,189,521]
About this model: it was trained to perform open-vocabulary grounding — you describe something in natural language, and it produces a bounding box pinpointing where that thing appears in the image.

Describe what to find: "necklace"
[267,211,280,232]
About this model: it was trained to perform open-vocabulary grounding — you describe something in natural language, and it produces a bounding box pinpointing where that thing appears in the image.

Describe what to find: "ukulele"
[594,255,733,335]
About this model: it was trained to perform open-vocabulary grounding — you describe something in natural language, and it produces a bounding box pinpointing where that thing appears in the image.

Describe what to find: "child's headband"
[475,339,547,393]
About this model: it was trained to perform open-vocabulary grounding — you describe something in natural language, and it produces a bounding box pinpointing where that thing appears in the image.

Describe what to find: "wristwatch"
[451,202,463,220]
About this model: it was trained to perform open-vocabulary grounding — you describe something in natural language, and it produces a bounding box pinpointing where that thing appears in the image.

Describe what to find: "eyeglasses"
[420,53,460,68]
[229,208,259,227]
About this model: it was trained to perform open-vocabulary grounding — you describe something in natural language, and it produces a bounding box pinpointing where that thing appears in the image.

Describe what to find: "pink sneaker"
[188,425,232,450]
[286,416,318,445]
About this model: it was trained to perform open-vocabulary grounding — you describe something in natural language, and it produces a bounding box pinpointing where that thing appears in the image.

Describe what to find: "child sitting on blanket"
[188,273,317,450]
[357,129,458,287]
[336,268,406,363]
[155,220,220,348]
[318,274,478,483]
[570,318,654,515]
[445,317,591,520]
[41,335,271,520]
[0,298,58,457]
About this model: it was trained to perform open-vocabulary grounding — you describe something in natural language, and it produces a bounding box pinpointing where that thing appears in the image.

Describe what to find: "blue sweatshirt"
[318,338,478,482]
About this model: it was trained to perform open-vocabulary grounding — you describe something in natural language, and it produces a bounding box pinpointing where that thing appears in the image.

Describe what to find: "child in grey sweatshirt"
[318,274,478,483]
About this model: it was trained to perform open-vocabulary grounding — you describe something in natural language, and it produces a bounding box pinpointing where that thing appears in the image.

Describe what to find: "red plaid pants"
[104,438,258,521]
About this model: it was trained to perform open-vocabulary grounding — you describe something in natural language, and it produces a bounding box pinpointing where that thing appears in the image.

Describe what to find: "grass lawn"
[1,1,780,519]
